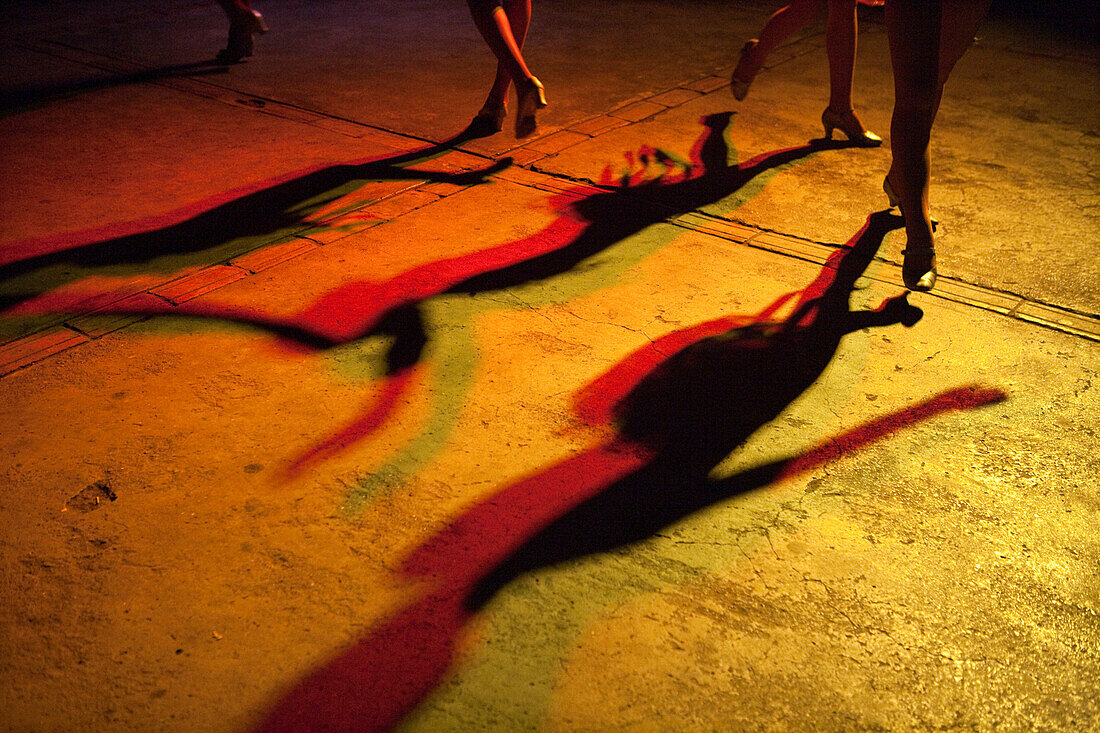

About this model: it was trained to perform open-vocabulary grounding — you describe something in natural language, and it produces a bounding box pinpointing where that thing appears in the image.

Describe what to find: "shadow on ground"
[0,130,506,312]
[252,211,1006,732]
[5,114,858,476]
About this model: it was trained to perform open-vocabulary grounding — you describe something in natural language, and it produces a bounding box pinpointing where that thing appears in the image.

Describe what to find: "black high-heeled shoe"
[730,39,760,101]
[883,174,899,208]
[886,175,936,290]
[216,9,268,65]
[467,102,507,137]
[902,243,937,291]
[514,76,546,139]
[821,107,882,147]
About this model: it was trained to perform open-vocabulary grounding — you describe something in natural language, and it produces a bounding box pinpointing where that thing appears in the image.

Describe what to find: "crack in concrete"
[4,26,1098,392]
[558,307,662,352]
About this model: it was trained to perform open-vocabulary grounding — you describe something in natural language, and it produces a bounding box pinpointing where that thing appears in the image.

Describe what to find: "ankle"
[744,44,758,67]
[904,226,934,251]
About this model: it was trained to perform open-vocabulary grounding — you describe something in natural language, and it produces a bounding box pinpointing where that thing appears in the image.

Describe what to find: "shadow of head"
[614,210,917,459]
[461,211,924,611]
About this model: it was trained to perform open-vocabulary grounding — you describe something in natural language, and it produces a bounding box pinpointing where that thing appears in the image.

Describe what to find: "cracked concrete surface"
[1,1,1098,732]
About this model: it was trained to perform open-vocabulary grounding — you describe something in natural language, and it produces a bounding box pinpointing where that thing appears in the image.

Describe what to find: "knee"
[893,65,940,109]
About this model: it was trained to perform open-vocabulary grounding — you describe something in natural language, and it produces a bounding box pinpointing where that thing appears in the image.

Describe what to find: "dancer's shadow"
[0,60,232,117]
[6,114,850,475]
[5,113,841,344]
[254,211,1007,733]
[277,112,852,364]
[462,209,920,608]
[0,131,508,309]
[452,111,848,294]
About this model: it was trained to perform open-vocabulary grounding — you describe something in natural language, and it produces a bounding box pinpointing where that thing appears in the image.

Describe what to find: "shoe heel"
[820,108,838,140]
[730,39,759,101]
[902,245,937,291]
[515,77,546,138]
[883,176,901,210]
[821,107,882,147]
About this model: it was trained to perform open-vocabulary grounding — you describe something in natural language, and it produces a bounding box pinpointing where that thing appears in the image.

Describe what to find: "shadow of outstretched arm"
[0,138,511,301]
[253,382,1004,733]
[450,113,831,295]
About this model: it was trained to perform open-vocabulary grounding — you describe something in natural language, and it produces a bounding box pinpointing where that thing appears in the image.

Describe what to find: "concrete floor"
[1,1,1097,731]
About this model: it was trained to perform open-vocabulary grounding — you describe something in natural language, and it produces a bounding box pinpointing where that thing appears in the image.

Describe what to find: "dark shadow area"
[4,114,845,343]
[451,112,856,294]
[0,131,508,309]
[989,0,1099,42]
[0,57,233,117]
[6,115,845,470]
[464,210,917,609]
[252,210,1007,733]
[7,114,876,481]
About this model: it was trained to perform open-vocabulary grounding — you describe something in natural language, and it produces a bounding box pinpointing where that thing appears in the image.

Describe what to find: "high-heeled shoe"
[468,102,507,137]
[821,107,882,147]
[902,242,937,291]
[730,39,760,101]
[514,76,547,139]
[883,174,900,211]
[216,9,268,65]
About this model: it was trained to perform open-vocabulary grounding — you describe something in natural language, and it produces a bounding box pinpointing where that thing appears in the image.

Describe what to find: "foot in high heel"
[821,107,882,147]
[880,172,906,221]
[730,39,760,101]
[902,241,937,292]
[514,76,546,139]
[883,174,899,208]
[467,101,507,137]
[216,9,268,65]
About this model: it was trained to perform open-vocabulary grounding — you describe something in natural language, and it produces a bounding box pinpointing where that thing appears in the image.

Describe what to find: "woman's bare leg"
[732,0,822,96]
[467,1,534,91]
[467,0,544,136]
[885,0,989,288]
[886,0,941,260]
[824,0,857,114]
[820,0,879,142]
[935,0,992,112]
[755,0,823,61]
[481,0,532,111]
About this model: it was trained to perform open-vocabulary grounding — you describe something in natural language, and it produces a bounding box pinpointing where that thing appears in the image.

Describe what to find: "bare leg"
[481,0,532,111]
[467,1,534,90]
[467,0,544,136]
[819,0,880,143]
[885,0,988,290]
[755,0,823,61]
[732,0,822,97]
[886,0,940,259]
[736,0,877,146]
[825,0,856,113]
[935,0,992,113]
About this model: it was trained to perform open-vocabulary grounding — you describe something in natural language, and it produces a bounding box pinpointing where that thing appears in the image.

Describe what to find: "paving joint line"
[7,37,428,142]
[490,164,1100,344]
[666,211,1099,343]
[2,51,1096,376]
